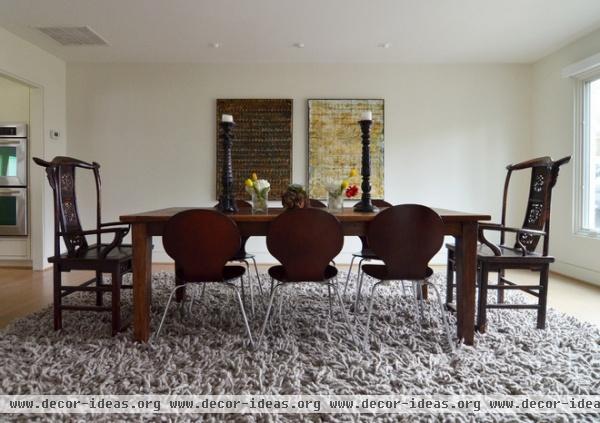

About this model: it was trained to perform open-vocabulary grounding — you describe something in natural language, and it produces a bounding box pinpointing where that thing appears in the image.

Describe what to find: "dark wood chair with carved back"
[344,199,393,304]
[258,208,356,347]
[33,156,133,335]
[446,156,571,332]
[157,209,253,346]
[361,204,454,350]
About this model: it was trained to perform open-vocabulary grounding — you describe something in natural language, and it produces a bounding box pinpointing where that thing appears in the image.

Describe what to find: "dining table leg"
[133,222,153,342]
[455,221,478,345]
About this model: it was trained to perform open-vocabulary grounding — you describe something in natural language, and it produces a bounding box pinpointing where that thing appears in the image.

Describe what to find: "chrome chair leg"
[424,280,455,352]
[239,273,246,311]
[250,256,264,297]
[412,280,425,323]
[265,278,278,331]
[224,280,254,348]
[155,284,188,338]
[363,280,383,349]
[242,261,255,314]
[327,283,333,319]
[258,283,284,347]
[187,285,197,314]
[244,271,255,316]
[332,280,358,347]
[343,255,356,297]
[354,267,366,314]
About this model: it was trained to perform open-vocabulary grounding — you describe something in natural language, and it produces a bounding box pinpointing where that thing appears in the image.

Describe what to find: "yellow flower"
[244,178,254,188]
[341,180,349,190]
[251,172,258,181]
[349,168,358,177]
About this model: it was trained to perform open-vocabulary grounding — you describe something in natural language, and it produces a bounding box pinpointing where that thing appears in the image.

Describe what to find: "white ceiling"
[1,0,600,63]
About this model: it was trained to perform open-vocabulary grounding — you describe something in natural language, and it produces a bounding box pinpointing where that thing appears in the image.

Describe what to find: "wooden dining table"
[120,207,490,345]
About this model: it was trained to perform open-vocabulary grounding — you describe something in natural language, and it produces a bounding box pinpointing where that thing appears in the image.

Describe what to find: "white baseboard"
[551,260,600,287]
[0,259,32,268]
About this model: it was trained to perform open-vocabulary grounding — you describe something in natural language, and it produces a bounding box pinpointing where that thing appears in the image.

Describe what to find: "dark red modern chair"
[361,204,453,350]
[33,156,132,336]
[258,208,356,346]
[157,209,253,346]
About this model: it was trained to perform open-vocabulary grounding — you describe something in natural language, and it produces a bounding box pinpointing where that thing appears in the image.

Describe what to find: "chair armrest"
[477,226,502,256]
[58,228,127,237]
[478,223,546,256]
[100,221,128,228]
[59,227,129,258]
[478,223,546,237]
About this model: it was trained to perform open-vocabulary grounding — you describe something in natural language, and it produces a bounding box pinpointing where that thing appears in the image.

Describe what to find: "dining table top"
[120,206,491,224]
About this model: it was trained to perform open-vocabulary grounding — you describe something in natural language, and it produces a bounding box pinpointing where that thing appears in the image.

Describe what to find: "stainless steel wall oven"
[0,123,28,236]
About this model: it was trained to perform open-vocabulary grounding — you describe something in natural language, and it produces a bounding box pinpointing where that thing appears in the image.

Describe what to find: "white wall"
[531,27,600,285]
[67,63,531,263]
[0,26,67,269]
[0,75,29,122]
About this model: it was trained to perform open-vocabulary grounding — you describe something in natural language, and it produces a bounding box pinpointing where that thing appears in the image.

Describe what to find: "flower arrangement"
[244,173,270,213]
[325,169,360,211]
[345,183,359,198]
[325,168,360,198]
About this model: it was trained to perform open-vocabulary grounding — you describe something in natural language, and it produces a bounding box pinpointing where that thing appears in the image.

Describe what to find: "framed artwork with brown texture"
[308,99,384,199]
[216,99,293,200]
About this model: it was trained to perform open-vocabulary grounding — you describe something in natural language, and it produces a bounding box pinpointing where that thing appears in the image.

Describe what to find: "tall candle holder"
[353,118,378,213]
[216,121,238,213]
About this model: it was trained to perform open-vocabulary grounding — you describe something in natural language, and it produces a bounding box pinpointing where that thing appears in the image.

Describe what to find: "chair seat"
[230,250,255,261]
[361,264,434,281]
[222,265,246,281]
[352,248,380,259]
[446,242,554,264]
[183,266,245,283]
[48,244,132,263]
[268,264,338,282]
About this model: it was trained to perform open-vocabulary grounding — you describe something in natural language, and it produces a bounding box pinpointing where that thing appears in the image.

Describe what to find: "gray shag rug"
[1,271,599,423]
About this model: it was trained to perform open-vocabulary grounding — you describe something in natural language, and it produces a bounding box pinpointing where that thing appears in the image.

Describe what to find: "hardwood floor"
[1,264,599,329]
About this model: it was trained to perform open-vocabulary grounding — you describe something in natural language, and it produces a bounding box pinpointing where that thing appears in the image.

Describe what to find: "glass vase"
[251,191,268,214]
[328,192,343,213]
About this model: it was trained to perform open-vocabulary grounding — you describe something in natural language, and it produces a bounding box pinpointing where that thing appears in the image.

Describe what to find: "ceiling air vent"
[36,26,108,46]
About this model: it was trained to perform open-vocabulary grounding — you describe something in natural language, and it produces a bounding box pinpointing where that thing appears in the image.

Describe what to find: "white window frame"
[572,68,600,239]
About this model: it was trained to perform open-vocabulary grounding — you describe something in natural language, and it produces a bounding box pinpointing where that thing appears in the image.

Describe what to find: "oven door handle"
[0,190,23,195]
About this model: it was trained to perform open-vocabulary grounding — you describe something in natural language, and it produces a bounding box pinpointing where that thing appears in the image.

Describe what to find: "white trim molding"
[552,260,600,287]
[562,51,600,78]
[567,58,600,239]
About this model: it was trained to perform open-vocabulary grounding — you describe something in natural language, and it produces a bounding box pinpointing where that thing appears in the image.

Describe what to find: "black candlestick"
[216,121,238,213]
[354,119,378,213]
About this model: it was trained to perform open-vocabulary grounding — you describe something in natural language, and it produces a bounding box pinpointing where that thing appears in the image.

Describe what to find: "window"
[575,71,600,236]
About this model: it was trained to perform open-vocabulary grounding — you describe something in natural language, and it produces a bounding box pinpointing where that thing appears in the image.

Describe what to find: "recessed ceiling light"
[293,42,305,48]
[210,42,221,48]
[378,42,391,49]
